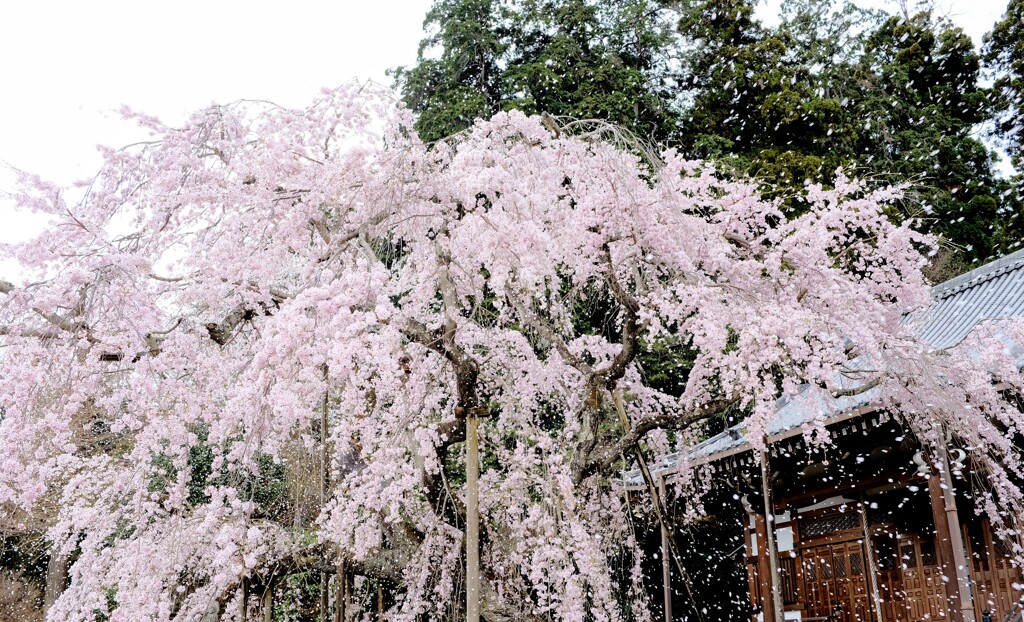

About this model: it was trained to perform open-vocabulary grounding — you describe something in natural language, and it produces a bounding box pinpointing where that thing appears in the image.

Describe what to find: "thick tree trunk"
[43,550,69,614]
[466,414,481,622]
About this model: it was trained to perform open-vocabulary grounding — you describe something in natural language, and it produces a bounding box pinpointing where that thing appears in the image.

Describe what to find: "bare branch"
[831,376,882,398]
[584,397,737,477]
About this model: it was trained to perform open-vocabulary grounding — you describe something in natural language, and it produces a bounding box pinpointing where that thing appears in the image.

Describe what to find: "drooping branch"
[509,295,592,375]
[595,243,641,388]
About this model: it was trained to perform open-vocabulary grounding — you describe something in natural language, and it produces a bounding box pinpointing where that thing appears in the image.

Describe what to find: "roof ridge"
[932,249,1024,300]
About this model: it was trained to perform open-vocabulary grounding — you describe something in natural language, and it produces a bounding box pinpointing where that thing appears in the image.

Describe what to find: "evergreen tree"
[397,0,1013,269]
[389,0,506,143]
[676,0,1005,268]
[983,0,1024,256]
[854,11,1003,267]
[392,0,681,143]
[984,0,1024,169]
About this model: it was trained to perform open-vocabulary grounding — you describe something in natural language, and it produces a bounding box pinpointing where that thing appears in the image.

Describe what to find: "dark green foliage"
[148,425,289,520]
[637,338,695,398]
[983,0,1024,256]
[392,0,682,143]
[0,534,47,591]
[984,0,1024,169]
[855,12,1004,264]
[398,0,1018,268]
[390,0,506,143]
[676,0,1008,266]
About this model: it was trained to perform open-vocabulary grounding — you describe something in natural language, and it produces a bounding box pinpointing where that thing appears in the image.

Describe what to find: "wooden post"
[321,374,330,622]
[754,513,776,622]
[466,413,481,622]
[928,463,975,622]
[759,449,784,622]
[659,477,673,622]
[262,576,274,622]
[860,498,884,622]
[241,576,249,622]
[377,582,384,621]
[334,560,346,622]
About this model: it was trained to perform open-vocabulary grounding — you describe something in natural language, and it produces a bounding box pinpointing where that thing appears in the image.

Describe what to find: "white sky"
[0,0,1012,279]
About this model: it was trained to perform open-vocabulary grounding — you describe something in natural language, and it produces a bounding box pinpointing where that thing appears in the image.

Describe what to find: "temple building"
[625,250,1024,622]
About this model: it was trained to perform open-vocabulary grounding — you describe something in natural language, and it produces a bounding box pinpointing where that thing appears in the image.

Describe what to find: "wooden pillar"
[860,498,885,622]
[759,449,784,622]
[465,414,481,622]
[659,477,673,622]
[262,576,274,622]
[754,513,777,622]
[241,576,249,622]
[745,512,762,622]
[928,463,976,622]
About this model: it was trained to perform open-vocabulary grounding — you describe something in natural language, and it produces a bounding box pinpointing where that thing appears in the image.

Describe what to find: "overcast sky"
[0,0,1011,277]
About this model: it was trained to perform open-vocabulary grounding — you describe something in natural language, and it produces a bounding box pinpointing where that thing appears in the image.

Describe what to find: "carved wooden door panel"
[898,536,947,621]
[803,546,838,619]
[801,542,871,622]
[831,542,871,622]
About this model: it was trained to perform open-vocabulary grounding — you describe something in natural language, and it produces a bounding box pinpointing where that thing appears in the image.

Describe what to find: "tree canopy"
[985,0,1024,171]
[2,85,1024,622]
[395,0,1021,272]
[391,0,682,144]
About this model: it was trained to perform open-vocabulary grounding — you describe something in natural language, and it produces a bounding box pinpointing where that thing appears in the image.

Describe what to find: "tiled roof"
[622,249,1024,485]
[918,250,1024,349]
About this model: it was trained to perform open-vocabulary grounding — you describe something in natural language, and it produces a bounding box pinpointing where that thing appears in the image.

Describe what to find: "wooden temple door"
[964,520,1024,622]
[804,546,838,618]
[898,536,948,622]
[802,542,871,621]
[832,541,871,622]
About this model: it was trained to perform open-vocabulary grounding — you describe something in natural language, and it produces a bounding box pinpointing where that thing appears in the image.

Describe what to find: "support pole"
[377,582,384,621]
[659,477,673,622]
[321,373,330,622]
[334,560,346,622]
[759,448,784,622]
[241,576,249,622]
[262,576,274,622]
[466,413,481,622]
